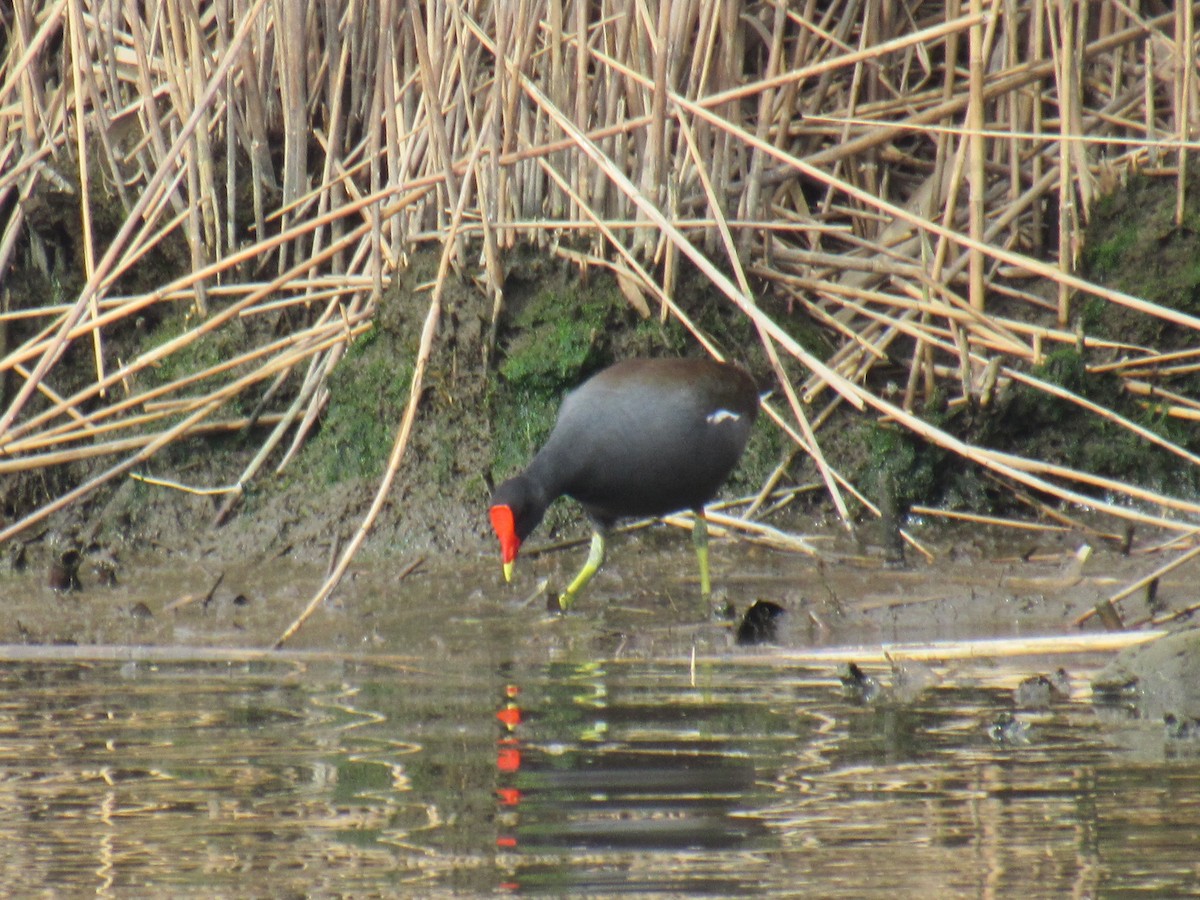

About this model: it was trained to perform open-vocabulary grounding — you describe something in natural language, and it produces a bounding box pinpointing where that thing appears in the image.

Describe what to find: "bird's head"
[489,475,545,582]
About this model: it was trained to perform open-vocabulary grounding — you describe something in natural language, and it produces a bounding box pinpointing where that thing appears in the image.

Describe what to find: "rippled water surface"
[3,624,1200,897]
[3,533,1199,896]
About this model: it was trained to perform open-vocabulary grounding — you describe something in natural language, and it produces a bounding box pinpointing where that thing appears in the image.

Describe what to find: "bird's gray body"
[510,357,758,529]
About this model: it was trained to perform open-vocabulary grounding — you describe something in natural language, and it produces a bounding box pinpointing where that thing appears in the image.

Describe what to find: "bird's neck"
[522,445,570,510]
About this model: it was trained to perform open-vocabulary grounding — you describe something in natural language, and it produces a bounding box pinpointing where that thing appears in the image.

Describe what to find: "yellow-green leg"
[693,511,711,597]
[558,530,606,611]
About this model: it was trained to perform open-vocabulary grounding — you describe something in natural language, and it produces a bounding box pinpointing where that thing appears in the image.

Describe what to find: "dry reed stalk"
[275,84,498,648]
[987,473,1125,541]
[1125,381,1200,417]
[64,0,104,391]
[1119,358,1200,379]
[985,446,1200,521]
[212,356,335,525]
[1095,346,1200,375]
[9,316,360,468]
[481,26,871,422]
[760,399,935,563]
[1075,538,1200,627]
[660,509,820,556]
[880,389,1200,535]
[675,112,851,525]
[0,277,370,328]
[560,11,1200,411]
[1175,0,1194,227]
[5,0,1200,647]
[1004,368,1200,467]
[966,0,986,311]
[0,199,393,452]
[0,0,272,440]
[2,316,370,458]
[712,109,1200,336]
[0,177,426,536]
[907,505,1072,533]
[826,282,1200,473]
[10,361,91,432]
[526,483,826,560]
[720,630,1165,666]
[533,158,707,342]
[804,116,1200,159]
[1134,403,1200,423]
[1134,598,1200,630]
[130,473,237,496]
[793,275,1031,364]
[743,456,812,520]
[0,320,360,544]
[0,415,285,475]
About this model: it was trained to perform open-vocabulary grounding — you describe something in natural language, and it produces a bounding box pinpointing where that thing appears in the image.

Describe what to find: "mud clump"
[1093,628,1200,722]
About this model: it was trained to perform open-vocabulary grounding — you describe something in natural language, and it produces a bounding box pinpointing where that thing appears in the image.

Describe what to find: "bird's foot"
[549,591,574,615]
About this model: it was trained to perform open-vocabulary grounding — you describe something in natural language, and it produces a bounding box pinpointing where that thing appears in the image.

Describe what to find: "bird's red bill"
[490,504,520,563]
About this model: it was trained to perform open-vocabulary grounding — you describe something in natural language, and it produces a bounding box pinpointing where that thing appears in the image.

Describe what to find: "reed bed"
[2,1,1200,599]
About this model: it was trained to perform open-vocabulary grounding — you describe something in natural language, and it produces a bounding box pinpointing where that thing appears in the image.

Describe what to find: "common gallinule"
[489,357,758,610]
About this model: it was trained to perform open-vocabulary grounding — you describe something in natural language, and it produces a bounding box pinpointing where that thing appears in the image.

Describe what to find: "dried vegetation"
[2,1,1200,632]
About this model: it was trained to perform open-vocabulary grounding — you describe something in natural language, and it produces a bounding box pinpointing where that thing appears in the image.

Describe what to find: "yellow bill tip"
[502,560,514,583]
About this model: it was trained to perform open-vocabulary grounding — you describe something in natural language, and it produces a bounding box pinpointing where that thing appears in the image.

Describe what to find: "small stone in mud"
[840,662,881,703]
[91,553,120,587]
[736,599,785,645]
[1165,713,1200,741]
[1092,629,1200,723]
[988,712,1030,745]
[232,593,250,607]
[49,550,82,592]
[129,602,154,619]
[1015,668,1071,709]
[710,598,737,621]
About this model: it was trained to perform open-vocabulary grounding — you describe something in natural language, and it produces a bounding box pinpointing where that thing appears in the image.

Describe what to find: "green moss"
[489,387,559,480]
[498,275,617,393]
[485,258,795,520]
[968,342,1200,497]
[860,422,941,509]
[307,324,414,482]
[1085,223,1139,280]
[1081,168,1200,347]
[1033,346,1088,393]
[727,412,785,495]
[488,265,627,480]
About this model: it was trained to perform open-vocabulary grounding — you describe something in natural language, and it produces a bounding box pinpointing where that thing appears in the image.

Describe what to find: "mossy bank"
[8,172,1200,580]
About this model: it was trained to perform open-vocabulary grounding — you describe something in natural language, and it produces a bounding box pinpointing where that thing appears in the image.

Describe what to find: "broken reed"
[2,0,1200,549]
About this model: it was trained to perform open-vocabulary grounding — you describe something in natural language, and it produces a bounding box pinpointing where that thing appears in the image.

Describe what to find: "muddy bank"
[0,507,1186,654]
[5,199,1200,654]
[3,251,804,623]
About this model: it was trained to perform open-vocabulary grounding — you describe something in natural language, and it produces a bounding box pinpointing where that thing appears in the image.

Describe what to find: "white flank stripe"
[706,409,740,425]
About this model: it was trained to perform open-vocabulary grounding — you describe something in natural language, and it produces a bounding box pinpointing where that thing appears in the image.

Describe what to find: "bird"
[488,356,758,611]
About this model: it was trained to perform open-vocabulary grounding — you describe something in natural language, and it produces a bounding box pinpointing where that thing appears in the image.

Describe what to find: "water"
[3,639,1200,897]
[2,534,1198,895]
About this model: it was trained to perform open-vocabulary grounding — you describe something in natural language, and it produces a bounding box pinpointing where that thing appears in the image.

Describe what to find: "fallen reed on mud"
[2,1,1200,636]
